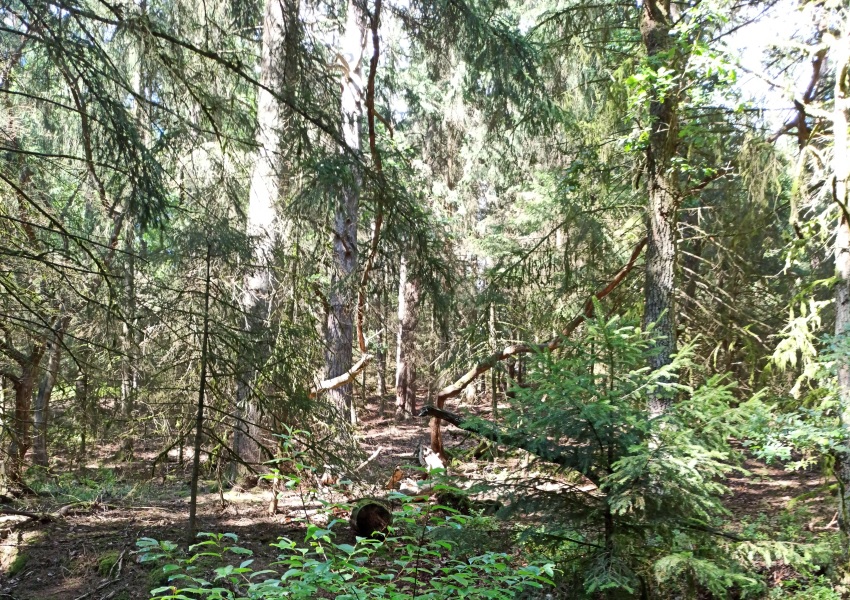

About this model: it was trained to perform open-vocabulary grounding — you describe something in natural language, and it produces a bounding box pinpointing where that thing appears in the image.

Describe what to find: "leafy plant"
[139,496,555,599]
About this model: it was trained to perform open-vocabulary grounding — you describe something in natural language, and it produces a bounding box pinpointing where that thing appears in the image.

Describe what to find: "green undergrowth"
[137,492,555,600]
[26,467,158,504]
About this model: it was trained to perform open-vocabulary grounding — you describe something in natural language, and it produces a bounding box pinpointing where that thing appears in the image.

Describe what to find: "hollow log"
[350,498,393,537]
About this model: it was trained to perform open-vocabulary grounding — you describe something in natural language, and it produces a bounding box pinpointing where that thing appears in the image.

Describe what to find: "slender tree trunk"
[831,29,850,541]
[640,0,679,418]
[395,257,419,421]
[32,316,69,468]
[188,245,212,543]
[231,0,298,479]
[376,268,388,406]
[489,302,498,416]
[120,225,138,459]
[325,0,365,425]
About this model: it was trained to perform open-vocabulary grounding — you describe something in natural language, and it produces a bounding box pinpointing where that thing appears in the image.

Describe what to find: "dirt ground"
[0,396,837,600]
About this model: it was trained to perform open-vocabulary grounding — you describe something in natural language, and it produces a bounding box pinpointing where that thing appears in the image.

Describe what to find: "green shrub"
[139,497,555,599]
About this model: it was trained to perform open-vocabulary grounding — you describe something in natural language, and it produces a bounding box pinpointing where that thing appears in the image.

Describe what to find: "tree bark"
[325,0,365,425]
[7,342,45,483]
[831,28,850,541]
[120,224,138,459]
[231,0,298,479]
[395,257,419,421]
[640,0,679,418]
[188,245,211,543]
[32,316,69,468]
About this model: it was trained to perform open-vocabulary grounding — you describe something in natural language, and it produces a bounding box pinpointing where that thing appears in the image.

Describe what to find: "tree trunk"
[376,270,388,405]
[188,245,212,543]
[395,257,419,421]
[489,302,498,416]
[120,224,138,459]
[325,0,365,425]
[640,0,679,418]
[831,29,850,541]
[32,316,69,468]
[231,0,298,479]
[7,343,45,484]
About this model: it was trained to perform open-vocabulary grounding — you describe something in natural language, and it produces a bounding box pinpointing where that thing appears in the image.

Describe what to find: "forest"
[0,0,849,597]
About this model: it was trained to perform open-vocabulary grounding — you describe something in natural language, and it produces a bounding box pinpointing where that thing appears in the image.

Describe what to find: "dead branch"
[310,353,374,398]
[354,445,384,472]
[435,237,648,405]
[417,405,599,486]
[0,507,53,522]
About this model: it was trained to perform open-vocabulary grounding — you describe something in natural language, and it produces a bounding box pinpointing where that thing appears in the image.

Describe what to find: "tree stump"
[349,499,392,537]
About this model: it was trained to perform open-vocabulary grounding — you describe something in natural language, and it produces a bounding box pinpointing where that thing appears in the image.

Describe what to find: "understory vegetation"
[2,0,850,597]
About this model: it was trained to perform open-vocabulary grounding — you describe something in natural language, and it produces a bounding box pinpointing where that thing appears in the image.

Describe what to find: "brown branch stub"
[310,353,374,398]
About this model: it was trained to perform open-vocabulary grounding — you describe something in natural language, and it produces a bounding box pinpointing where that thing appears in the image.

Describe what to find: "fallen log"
[418,405,599,487]
[350,498,393,537]
[429,237,647,455]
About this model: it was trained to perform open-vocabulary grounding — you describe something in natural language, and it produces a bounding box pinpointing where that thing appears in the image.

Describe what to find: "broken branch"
[310,354,374,398]
[435,237,648,404]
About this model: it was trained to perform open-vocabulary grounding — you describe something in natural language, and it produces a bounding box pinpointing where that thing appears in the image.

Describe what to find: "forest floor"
[0,396,838,600]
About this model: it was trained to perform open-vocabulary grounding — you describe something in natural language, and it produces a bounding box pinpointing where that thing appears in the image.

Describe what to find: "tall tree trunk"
[32,316,69,468]
[831,28,850,542]
[489,302,498,417]
[640,0,679,418]
[395,257,419,421]
[231,0,298,479]
[120,225,139,459]
[325,0,365,425]
[376,268,388,406]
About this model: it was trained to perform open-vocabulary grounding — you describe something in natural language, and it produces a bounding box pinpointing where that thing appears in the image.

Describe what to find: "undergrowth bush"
[138,495,555,599]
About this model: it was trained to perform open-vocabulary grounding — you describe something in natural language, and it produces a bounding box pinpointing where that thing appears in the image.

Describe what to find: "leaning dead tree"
[428,237,648,456]
[418,405,601,487]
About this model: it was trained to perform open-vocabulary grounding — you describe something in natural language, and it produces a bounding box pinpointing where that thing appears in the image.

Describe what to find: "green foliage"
[98,550,122,577]
[139,499,555,600]
[489,313,809,597]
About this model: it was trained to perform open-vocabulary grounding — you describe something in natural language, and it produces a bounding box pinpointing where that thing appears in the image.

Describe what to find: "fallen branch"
[0,507,53,522]
[435,237,647,405]
[354,446,384,472]
[310,354,374,398]
[418,405,599,487]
